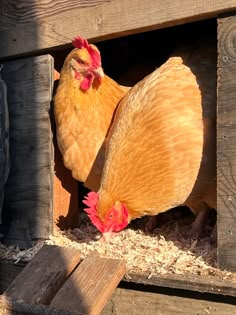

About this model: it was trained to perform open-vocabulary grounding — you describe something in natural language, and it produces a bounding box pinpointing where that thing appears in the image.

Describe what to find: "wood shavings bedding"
[0,207,235,282]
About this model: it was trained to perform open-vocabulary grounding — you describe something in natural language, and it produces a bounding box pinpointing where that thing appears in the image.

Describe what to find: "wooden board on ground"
[102,287,236,315]
[0,0,236,58]
[0,261,24,295]
[1,247,236,315]
[2,258,236,298]
[0,296,79,315]
[4,245,81,305]
[1,55,54,249]
[125,273,236,297]
[217,14,236,272]
[1,286,236,315]
[50,256,126,314]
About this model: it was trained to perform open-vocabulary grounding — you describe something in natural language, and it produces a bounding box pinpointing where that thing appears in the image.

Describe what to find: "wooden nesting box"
[1,1,236,312]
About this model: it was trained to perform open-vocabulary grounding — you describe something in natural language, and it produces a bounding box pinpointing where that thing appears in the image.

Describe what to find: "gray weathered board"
[0,71,10,222]
[2,258,236,299]
[0,0,236,58]
[50,256,126,314]
[1,55,54,248]
[1,288,236,315]
[102,288,236,315]
[1,244,126,315]
[217,14,236,271]
[4,245,81,305]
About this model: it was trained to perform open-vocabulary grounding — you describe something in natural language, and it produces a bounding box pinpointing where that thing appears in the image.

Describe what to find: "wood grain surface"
[1,55,54,249]
[217,14,236,272]
[0,0,236,58]
[4,245,81,305]
[50,256,126,314]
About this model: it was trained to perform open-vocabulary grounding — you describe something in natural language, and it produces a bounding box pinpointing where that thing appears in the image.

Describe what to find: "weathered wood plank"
[4,245,81,305]
[1,55,54,248]
[2,258,236,298]
[0,71,10,222]
[102,288,236,315]
[125,273,236,297]
[0,0,236,58]
[1,257,236,314]
[1,288,236,315]
[50,256,126,315]
[0,295,79,315]
[0,261,24,294]
[0,0,110,28]
[217,15,236,272]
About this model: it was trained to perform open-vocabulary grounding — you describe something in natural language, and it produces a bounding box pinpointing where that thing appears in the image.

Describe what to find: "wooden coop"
[1,0,236,314]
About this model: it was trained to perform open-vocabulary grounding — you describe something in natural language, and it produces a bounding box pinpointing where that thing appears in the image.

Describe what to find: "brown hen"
[83,53,205,235]
[145,40,216,235]
[84,38,217,237]
[53,36,129,185]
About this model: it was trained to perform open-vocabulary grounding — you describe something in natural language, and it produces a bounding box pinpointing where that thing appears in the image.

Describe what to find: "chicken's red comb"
[72,35,90,49]
[83,192,105,232]
[72,35,101,68]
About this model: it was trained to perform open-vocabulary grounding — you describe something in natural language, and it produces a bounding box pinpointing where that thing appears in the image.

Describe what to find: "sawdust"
[0,207,235,282]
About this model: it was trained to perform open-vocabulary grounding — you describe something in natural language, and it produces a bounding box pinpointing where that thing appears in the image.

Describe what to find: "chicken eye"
[109,213,113,219]
[77,58,87,66]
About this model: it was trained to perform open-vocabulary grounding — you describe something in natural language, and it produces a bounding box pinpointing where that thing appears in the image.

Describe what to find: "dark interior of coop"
[1,17,217,248]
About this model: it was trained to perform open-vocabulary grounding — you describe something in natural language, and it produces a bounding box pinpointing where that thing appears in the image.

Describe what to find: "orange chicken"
[145,41,216,234]
[53,36,129,185]
[84,57,203,234]
[83,40,216,236]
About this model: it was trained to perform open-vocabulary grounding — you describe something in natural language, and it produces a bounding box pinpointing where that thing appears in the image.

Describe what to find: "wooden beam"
[0,296,79,315]
[50,256,126,315]
[125,273,236,297]
[102,288,236,315]
[0,72,10,223]
[217,14,236,272]
[0,0,236,58]
[4,245,81,305]
[2,258,236,298]
[1,288,236,315]
[1,55,54,249]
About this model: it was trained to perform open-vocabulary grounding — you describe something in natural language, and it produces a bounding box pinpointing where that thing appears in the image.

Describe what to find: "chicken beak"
[93,66,104,78]
[102,230,113,243]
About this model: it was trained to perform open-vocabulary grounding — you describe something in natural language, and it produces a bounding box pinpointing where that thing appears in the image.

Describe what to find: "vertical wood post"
[217,14,236,271]
[1,55,54,249]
